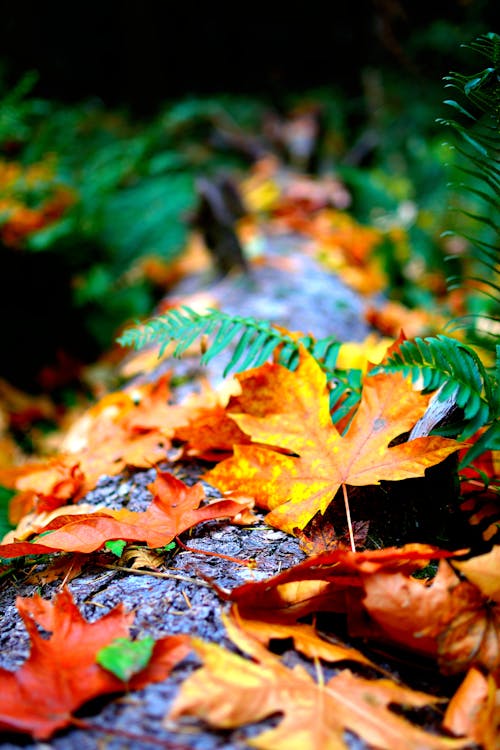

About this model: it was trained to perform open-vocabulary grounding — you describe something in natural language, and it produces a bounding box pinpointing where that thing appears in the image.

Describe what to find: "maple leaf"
[362,556,500,678]
[453,545,500,601]
[223,543,458,629]
[0,456,85,523]
[444,667,500,750]
[168,617,467,750]
[58,371,205,494]
[229,607,382,672]
[206,350,464,536]
[0,587,189,739]
[174,402,249,460]
[19,470,250,553]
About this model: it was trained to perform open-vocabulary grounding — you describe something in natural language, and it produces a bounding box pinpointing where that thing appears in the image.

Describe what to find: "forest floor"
[0,160,497,750]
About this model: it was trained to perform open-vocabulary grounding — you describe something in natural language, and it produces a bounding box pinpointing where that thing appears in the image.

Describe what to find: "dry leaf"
[229,607,382,672]
[0,471,249,557]
[168,617,466,750]
[206,350,463,533]
[453,545,500,601]
[362,558,500,678]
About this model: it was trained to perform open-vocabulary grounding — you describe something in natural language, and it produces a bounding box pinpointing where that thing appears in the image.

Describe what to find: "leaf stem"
[342,483,356,553]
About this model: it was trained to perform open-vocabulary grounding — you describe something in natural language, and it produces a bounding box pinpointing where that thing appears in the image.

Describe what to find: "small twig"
[95,562,213,588]
[342,483,356,553]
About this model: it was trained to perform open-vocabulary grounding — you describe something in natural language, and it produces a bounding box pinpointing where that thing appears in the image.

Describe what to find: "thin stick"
[96,562,212,588]
[342,483,356,553]
[174,535,255,567]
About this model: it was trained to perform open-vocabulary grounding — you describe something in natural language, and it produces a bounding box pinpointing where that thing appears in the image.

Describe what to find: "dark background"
[0,0,496,392]
[1,1,496,114]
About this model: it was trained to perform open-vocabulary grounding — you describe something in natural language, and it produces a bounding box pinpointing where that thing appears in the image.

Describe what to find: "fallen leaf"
[0,456,85,523]
[362,558,500,678]
[168,617,466,750]
[443,667,500,750]
[25,470,250,553]
[336,333,394,372]
[206,349,463,534]
[25,553,86,586]
[2,502,101,544]
[0,539,61,559]
[174,402,249,460]
[296,515,369,554]
[225,544,457,625]
[0,587,189,739]
[58,372,239,493]
[229,606,382,672]
[453,545,500,601]
[97,635,155,681]
[365,300,438,339]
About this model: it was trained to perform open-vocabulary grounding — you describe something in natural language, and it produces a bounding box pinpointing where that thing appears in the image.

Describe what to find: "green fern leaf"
[117,306,361,424]
[439,32,500,340]
[372,335,494,439]
[118,306,341,378]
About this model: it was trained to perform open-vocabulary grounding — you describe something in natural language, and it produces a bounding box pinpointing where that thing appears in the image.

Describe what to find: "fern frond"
[118,307,285,375]
[372,335,496,439]
[118,305,342,377]
[117,306,364,425]
[437,32,500,338]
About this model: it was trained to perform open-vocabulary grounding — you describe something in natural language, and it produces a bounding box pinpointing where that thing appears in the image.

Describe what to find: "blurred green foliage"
[0,82,267,381]
[0,25,496,387]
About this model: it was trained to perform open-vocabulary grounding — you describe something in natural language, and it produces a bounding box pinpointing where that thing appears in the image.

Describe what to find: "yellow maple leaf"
[205,349,464,536]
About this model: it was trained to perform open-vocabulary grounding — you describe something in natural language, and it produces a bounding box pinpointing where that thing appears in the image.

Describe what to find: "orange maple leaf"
[0,587,189,739]
[206,349,464,536]
[229,607,382,672]
[0,456,85,524]
[168,615,467,750]
[174,402,250,460]
[17,470,250,553]
[223,543,457,625]
[61,383,175,492]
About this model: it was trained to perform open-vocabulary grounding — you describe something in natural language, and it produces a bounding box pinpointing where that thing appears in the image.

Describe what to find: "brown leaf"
[362,558,500,678]
[226,543,457,624]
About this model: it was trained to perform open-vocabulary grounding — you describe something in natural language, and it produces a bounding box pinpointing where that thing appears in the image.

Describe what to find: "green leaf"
[105,539,127,557]
[0,486,15,540]
[97,636,155,681]
[160,541,177,552]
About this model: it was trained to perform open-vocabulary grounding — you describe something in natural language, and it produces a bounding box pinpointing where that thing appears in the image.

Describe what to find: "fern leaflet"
[372,334,497,439]
[437,32,500,337]
[118,306,339,375]
[117,306,363,426]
